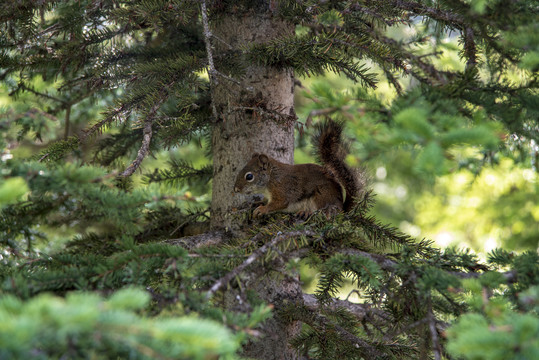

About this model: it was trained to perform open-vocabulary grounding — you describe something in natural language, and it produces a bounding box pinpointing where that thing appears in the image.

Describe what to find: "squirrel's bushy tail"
[314,119,361,212]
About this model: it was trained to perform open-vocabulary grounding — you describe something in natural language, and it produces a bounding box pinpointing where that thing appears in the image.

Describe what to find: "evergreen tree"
[1,1,538,359]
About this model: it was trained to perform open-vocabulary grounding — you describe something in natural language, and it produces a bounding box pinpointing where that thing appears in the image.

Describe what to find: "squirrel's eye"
[245,172,254,182]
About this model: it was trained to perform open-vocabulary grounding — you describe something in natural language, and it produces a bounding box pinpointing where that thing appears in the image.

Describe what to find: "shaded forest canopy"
[0,1,538,359]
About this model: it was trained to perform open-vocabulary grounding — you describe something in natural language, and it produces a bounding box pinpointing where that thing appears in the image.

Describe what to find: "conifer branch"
[349,4,399,26]
[340,249,397,272]
[205,230,317,299]
[164,231,225,250]
[294,302,387,358]
[302,293,391,323]
[341,248,518,282]
[16,83,66,104]
[391,0,466,27]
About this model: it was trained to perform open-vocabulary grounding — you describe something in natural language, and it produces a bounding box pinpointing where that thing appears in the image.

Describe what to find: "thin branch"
[427,297,442,360]
[200,0,218,119]
[340,248,518,282]
[211,33,233,50]
[164,231,225,250]
[80,105,126,142]
[38,153,50,162]
[16,83,66,104]
[119,118,152,177]
[340,248,399,272]
[214,69,243,86]
[383,317,429,341]
[302,293,392,322]
[383,68,404,95]
[392,0,465,27]
[205,230,316,299]
[119,96,165,177]
[296,301,387,358]
[463,27,477,70]
[306,105,353,122]
[349,4,400,26]
[64,104,71,140]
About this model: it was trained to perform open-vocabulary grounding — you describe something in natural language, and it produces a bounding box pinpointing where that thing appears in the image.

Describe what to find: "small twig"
[345,289,361,302]
[205,230,316,299]
[297,301,387,358]
[164,231,225,250]
[383,317,429,341]
[383,68,403,95]
[188,253,246,258]
[17,83,66,104]
[38,153,50,162]
[463,27,477,70]
[119,96,165,177]
[302,293,391,322]
[200,0,218,119]
[306,105,353,125]
[340,248,518,283]
[90,171,119,183]
[214,69,244,87]
[64,104,71,140]
[340,248,398,272]
[211,33,233,50]
[119,118,153,177]
[427,297,442,360]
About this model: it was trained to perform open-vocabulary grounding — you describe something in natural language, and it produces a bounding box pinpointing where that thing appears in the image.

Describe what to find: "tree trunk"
[210,8,301,360]
[210,12,295,231]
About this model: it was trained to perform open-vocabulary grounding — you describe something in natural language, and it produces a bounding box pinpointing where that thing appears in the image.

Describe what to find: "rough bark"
[209,8,301,360]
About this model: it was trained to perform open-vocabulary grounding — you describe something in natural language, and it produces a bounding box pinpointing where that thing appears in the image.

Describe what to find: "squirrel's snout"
[234,186,240,193]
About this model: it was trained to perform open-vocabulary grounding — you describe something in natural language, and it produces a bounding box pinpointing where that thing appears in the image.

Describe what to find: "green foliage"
[316,253,382,304]
[248,32,379,88]
[447,249,539,359]
[0,288,239,360]
[447,281,539,360]
[0,177,28,207]
[144,158,212,189]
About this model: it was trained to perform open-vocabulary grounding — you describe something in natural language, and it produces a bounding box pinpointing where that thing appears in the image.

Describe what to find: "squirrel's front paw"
[253,205,269,218]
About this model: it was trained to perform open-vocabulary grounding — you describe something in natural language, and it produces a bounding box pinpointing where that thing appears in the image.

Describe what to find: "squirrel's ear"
[251,152,259,158]
[257,154,269,169]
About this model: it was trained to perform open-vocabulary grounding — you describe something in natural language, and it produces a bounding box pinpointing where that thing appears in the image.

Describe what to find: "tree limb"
[302,293,392,323]
[428,297,442,360]
[340,248,518,282]
[295,300,388,358]
[164,231,226,250]
[119,118,153,177]
[205,230,316,299]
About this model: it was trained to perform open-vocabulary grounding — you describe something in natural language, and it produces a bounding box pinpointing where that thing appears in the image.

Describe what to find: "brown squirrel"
[233,120,361,217]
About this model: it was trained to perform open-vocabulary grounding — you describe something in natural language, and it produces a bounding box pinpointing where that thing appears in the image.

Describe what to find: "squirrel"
[233,120,361,217]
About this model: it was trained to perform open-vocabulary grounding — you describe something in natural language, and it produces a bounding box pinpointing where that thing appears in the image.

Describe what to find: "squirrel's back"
[314,120,361,212]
